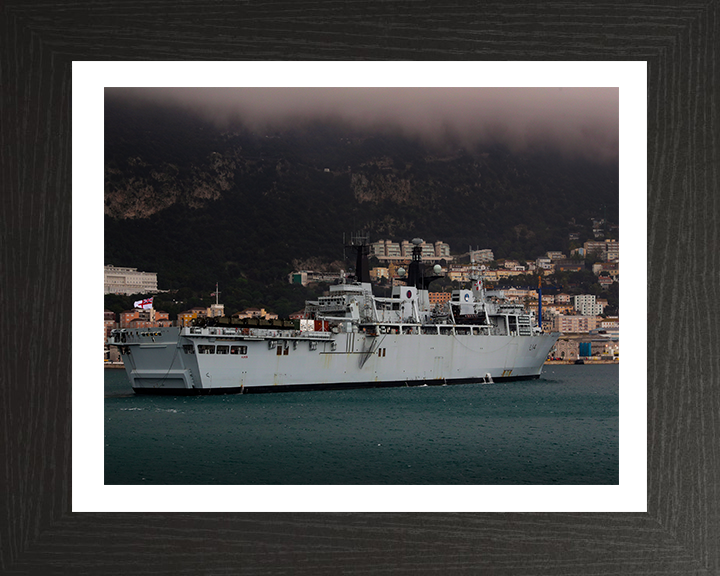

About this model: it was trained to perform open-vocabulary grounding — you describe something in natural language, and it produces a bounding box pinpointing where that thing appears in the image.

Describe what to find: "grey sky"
[108,87,618,161]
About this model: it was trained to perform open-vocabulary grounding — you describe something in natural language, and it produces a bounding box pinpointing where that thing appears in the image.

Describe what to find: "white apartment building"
[600,317,619,332]
[104,265,158,295]
[434,241,451,258]
[470,249,494,263]
[574,294,604,316]
[371,240,402,259]
[288,270,343,286]
[536,257,554,270]
[373,239,451,262]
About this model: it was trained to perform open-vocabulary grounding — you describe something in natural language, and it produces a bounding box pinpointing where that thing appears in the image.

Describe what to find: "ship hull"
[113,327,558,395]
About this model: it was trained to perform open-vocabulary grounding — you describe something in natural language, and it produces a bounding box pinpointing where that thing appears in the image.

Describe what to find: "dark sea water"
[105,364,618,485]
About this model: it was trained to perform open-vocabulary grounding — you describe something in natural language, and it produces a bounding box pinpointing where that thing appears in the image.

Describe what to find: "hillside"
[104,98,618,317]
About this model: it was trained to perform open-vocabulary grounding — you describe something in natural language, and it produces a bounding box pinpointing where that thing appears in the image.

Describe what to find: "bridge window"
[182,345,195,354]
[198,345,215,354]
[216,345,229,354]
[231,345,248,355]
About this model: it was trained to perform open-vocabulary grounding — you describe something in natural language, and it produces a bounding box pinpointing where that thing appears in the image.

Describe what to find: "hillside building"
[554,259,584,272]
[104,265,158,295]
[552,314,601,333]
[470,249,494,263]
[428,292,452,306]
[371,239,451,262]
[233,308,277,320]
[536,257,554,271]
[289,270,343,286]
[574,294,604,316]
[583,239,620,262]
[552,337,619,361]
[104,310,116,341]
[447,266,470,282]
[605,239,619,262]
[593,262,619,278]
[120,308,171,329]
[178,307,208,327]
[369,267,389,281]
[176,303,227,326]
[600,317,619,331]
[371,239,402,260]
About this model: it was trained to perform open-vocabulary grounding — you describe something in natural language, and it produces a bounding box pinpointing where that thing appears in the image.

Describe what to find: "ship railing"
[183,326,334,340]
[358,323,494,337]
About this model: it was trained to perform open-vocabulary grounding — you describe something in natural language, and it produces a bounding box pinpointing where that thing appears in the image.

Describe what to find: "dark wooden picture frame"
[2,2,717,574]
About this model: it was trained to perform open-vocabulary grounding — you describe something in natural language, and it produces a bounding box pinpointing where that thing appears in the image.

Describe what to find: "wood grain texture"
[1,1,717,574]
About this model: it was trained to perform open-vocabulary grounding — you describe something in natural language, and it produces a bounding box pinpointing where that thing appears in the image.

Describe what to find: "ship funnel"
[347,232,371,283]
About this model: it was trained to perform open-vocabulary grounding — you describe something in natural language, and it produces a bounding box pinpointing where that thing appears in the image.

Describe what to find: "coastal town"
[105,229,619,365]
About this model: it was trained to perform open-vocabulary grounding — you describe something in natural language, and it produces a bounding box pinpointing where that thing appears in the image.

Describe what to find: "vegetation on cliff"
[105,99,618,317]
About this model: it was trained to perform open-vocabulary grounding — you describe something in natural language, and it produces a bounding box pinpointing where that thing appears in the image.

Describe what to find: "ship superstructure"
[109,238,559,394]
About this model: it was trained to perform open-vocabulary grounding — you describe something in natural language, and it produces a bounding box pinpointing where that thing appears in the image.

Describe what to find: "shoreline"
[545,359,618,365]
[104,362,125,369]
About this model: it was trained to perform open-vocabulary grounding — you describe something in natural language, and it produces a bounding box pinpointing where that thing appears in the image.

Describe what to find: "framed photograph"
[2,3,715,574]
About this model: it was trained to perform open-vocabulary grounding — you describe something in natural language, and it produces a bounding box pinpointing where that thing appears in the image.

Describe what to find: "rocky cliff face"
[104,152,244,219]
[104,100,618,266]
[105,146,431,219]
[351,170,415,205]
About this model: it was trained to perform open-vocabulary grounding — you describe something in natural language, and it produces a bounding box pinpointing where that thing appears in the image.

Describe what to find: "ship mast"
[213,282,220,306]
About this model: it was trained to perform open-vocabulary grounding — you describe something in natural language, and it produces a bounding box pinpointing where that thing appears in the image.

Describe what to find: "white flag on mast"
[134,297,153,310]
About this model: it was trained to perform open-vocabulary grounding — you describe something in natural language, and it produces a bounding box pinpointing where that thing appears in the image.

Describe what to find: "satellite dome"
[397,267,406,277]
[433,264,442,274]
[411,238,423,245]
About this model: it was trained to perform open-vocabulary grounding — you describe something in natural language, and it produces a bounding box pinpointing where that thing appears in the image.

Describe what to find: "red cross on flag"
[133,297,153,310]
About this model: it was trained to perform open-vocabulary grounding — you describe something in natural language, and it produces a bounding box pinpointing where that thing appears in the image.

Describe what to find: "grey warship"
[109,238,559,394]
